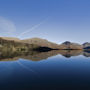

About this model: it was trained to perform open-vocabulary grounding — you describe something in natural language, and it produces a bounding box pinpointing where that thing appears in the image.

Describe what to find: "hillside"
[21,38,60,49]
[83,42,90,49]
[0,37,20,42]
[59,41,83,50]
[0,37,39,52]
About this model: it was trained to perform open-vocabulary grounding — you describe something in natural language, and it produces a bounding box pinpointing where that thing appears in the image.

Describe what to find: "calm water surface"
[0,50,90,90]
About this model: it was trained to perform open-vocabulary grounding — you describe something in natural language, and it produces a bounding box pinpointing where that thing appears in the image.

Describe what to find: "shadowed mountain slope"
[21,38,60,49]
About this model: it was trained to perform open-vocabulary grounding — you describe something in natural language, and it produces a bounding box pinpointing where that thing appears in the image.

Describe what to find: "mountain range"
[0,37,90,50]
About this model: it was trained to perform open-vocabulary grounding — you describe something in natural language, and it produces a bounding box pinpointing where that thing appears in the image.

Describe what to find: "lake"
[0,50,90,90]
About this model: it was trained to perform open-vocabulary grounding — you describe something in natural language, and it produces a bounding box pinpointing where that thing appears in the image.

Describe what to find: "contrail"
[18,18,49,38]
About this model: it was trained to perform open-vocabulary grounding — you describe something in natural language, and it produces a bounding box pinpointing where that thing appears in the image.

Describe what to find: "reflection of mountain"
[1,50,90,61]
[59,50,83,58]
[83,50,90,57]
[0,50,60,61]
[21,50,60,61]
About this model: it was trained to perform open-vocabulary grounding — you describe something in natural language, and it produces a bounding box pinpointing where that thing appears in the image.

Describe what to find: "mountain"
[22,38,83,50]
[83,42,90,49]
[21,37,60,49]
[0,37,20,42]
[0,37,39,52]
[59,41,83,50]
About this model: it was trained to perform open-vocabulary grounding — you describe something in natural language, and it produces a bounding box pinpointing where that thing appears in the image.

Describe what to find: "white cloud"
[0,16,16,37]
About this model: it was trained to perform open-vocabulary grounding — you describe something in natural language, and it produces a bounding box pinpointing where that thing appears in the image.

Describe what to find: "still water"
[0,50,90,90]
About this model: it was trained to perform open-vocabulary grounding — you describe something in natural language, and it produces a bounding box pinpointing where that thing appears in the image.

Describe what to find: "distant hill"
[0,37,20,42]
[83,42,90,49]
[0,37,40,52]
[59,41,83,50]
[21,38,60,49]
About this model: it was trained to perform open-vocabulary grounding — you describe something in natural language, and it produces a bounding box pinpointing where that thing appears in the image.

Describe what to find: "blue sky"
[0,0,90,44]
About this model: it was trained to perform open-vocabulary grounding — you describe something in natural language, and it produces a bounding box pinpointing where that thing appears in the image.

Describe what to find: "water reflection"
[0,50,90,61]
[0,50,90,90]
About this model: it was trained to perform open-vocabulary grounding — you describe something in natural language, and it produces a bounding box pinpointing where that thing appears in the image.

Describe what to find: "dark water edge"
[0,50,90,90]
